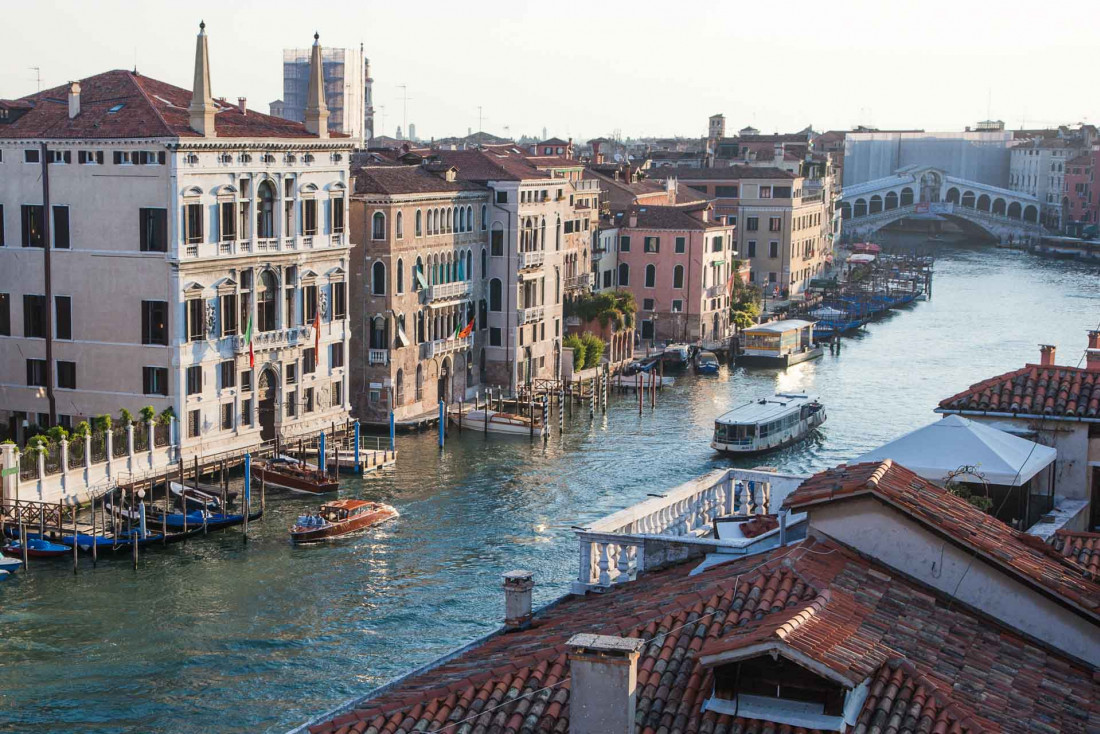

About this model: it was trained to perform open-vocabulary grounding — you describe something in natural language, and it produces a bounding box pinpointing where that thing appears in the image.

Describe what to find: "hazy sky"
[4,0,1098,141]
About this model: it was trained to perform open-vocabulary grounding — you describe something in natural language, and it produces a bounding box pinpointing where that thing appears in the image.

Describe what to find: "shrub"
[568,290,637,332]
[580,332,605,368]
[25,434,50,455]
[92,415,113,433]
[157,407,175,426]
[563,333,586,370]
[139,406,156,422]
[118,408,134,425]
[46,425,69,443]
[73,421,91,438]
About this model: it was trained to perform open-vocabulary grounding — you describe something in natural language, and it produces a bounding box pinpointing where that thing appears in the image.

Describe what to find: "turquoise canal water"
[1,243,1098,733]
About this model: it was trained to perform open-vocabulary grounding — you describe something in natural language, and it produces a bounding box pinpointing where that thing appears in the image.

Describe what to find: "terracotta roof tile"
[1051,530,1100,579]
[937,364,1100,420]
[351,164,487,196]
[646,165,798,181]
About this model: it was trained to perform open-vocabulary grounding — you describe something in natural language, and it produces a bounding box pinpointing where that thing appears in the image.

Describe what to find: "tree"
[567,290,637,332]
[563,334,586,370]
[580,332,605,368]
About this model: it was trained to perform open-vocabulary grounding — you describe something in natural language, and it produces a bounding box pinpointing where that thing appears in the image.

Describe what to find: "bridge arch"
[884,191,898,210]
[977,194,991,212]
[1023,205,1038,223]
[945,187,960,205]
[992,198,1006,216]
[900,187,914,206]
[869,194,883,214]
[854,198,867,217]
[1007,202,1021,220]
[961,190,976,208]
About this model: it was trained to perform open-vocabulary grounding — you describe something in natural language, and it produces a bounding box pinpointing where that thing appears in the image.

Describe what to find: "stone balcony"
[368,349,389,366]
[517,305,544,325]
[181,233,345,260]
[518,250,545,270]
[422,280,473,304]
[704,284,726,298]
[234,325,309,354]
[564,272,592,291]
[419,334,473,359]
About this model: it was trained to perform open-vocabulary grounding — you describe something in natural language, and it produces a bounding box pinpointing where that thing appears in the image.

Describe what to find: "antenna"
[29,66,41,92]
[478,105,483,134]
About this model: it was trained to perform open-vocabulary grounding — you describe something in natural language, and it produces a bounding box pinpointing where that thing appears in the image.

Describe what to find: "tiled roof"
[538,137,569,146]
[618,205,724,232]
[434,149,552,182]
[646,165,798,181]
[937,364,1100,420]
[352,165,487,196]
[0,69,334,140]
[783,460,1100,618]
[526,155,584,170]
[306,535,1100,734]
[1051,530,1100,579]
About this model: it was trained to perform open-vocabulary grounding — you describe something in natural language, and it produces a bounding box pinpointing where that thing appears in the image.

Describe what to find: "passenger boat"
[450,409,545,437]
[2,538,71,558]
[611,372,675,390]
[711,393,826,455]
[169,480,237,512]
[290,499,399,544]
[254,456,339,494]
[736,320,823,367]
[695,350,720,374]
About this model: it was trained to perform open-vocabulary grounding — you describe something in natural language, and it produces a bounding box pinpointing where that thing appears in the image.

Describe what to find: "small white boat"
[711,393,826,455]
[0,557,23,573]
[611,372,675,390]
[450,409,545,437]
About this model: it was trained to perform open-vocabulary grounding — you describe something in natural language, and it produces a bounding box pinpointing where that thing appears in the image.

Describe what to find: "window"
[140,208,168,251]
[24,149,41,164]
[217,201,235,242]
[258,270,277,332]
[769,271,778,283]
[188,409,200,438]
[768,217,782,232]
[143,366,168,395]
[489,278,502,311]
[643,298,655,310]
[21,205,44,247]
[187,299,206,341]
[52,360,75,390]
[78,150,103,165]
[332,197,345,234]
[495,190,507,204]
[221,403,234,431]
[415,210,423,236]
[26,358,47,387]
[745,217,759,231]
[773,186,791,198]
[52,206,69,249]
[332,282,346,319]
[303,348,316,374]
[241,370,252,392]
[371,212,386,240]
[220,361,236,389]
[673,264,684,289]
[644,237,660,253]
[55,296,71,340]
[303,199,317,235]
[481,204,487,230]
[221,293,238,336]
[645,264,656,288]
[769,241,779,258]
[286,362,298,385]
[371,262,386,296]
[395,210,403,239]
[618,262,629,286]
[23,295,46,338]
[286,390,297,417]
[675,237,686,254]
[759,186,772,199]
[241,399,252,426]
[186,365,203,395]
[490,225,504,256]
[619,235,630,252]
[330,342,344,368]
[304,387,314,413]
[185,203,203,244]
[0,293,8,336]
[671,299,683,312]
[747,241,757,257]
[142,301,168,345]
[711,236,723,252]
[304,285,318,322]
[332,380,343,407]
[490,327,502,346]
[715,185,739,197]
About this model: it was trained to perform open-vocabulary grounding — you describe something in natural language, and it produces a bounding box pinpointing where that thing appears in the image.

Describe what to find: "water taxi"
[711,393,826,455]
[695,350,720,374]
[290,499,398,544]
[254,456,339,494]
[450,408,545,437]
[736,320,823,367]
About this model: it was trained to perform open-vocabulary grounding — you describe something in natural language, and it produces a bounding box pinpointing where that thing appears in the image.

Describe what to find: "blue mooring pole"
[389,410,396,452]
[353,420,362,473]
[318,431,326,472]
[438,400,445,449]
[244,453,252,510]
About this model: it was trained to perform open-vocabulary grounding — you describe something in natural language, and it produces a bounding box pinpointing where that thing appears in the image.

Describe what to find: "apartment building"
[273,45,370,146]
[0,25,353,451]
[348,165,489,422]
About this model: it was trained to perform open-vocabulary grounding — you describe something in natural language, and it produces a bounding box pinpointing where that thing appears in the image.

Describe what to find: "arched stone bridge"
[840,166,1044,243]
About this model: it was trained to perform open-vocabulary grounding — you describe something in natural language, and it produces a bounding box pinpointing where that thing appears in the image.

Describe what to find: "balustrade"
[518,250,545,269]
[517,306,544,325]
[368,349,390,366]
[235,326,307,354]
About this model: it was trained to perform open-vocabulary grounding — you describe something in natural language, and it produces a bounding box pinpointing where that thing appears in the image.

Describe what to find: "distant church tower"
[708,113,725,141]
[363,52,375,141]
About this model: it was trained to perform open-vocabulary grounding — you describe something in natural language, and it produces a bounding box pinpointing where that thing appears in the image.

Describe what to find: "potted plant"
[92,415,112,434]
[118,408,134,426]
[140,406,156,423]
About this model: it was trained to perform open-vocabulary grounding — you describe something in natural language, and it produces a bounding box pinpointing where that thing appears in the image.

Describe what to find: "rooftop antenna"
[29,66,41,92]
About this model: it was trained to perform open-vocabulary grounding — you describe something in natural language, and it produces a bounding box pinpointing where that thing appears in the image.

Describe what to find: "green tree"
[139,406,156,422]
[563,333,586,370]
[580,332,606,368]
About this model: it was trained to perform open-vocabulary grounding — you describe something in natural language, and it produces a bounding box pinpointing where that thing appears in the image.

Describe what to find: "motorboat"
[695,350,720,374]
[290,499,398,544]
[0,556,24,573]
[611,372,675,390]
[2,538,71,558]
[711,393,826,455]
[254,456,339,494]
[450,409,545,437]
[661,343,691,368]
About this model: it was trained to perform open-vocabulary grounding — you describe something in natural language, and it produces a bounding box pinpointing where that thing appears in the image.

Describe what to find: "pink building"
[1063,149,1098,232]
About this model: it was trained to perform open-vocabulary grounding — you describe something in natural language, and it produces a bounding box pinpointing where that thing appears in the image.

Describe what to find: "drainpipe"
[40,143,57,425]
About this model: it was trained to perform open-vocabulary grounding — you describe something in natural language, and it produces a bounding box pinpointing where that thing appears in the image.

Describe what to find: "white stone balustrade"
[518,250,545,269]
[428,281,472,302]
[235,326,308,354]
[518,306,544,325]
[368,349,389,366]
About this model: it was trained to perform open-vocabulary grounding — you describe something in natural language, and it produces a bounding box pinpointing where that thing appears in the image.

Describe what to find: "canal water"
[1,243,1097,733]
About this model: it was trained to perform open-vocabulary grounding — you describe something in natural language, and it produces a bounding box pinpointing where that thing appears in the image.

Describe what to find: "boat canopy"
[715,393,819,426]
[743,319,815,334]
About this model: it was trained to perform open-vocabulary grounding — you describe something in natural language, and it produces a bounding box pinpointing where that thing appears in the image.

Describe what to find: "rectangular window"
[55,296,71,340]
[602,270,612,288]
[26,358,47,387]
[490,327,502,346]
[759,186,772,199]
[221,293,238,336]
[644,237,660,253]
[187,299,205,342]
[23,295,46,338]
[769,271,778,283]
[768,217,782,232]
[747,241,756,257]
[241,399,252,426]
[304,387,314,413]
[143,366,168,396]
[220,361,235,389]
[490,228,504,256]
[304,285,318,322]
[619,235,631,252]
[773,186,792,198]
[286,363,297,385]
[715,185,739,197]
[186,365,203,395]
[674,237,686,254]
[303,199,317,235]
[330,342,344,369]
[56,360,76,389]
[769,241,779,258]
[332,282,346,319]
[53,206,70,249]
[0,293,8,335]
[495,190,507,204]
[221,403,233,431]
[745,217,758,232]
[185,203,203,244]
[214,201,234,242]
[21,205,44,247]
[78,150,104,165]
[241,370,252,392]
[24,149,41,163]
[332,197,345,233]
[303,347,316,374]
[286,389,297,417]
[332,380,342,407]
[139,208,168,252]
[141,300,169,345]
[643,298,655,310]
[188,409,200,438]
[672,300,683,312]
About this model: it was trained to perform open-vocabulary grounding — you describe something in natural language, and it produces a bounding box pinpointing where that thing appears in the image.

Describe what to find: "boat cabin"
[741,320,816,359]
[319,499,374,522]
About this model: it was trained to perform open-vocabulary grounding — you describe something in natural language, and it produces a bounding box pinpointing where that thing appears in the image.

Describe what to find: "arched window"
[884,191,898,210]
[645,264,656,288]
[447,207,454,233]
[854,198,868,217]
[869,194,883,214]
[258,269,278,331]
[415,364,424,401]
[466,251,473,281]
[840,202,852,220]
[618,263,629,286]
[257,180,276,238]
[480,247,487,277]
[372,211,386,240]
[466,206,474,233]
[372,261,386,295]
[416,310,425,343]
[480,204,487,230]
[900,187,914,206]
[555,216,561,251]
[540,217,546,251]
[489,278,502,311]
[396,258,404,294]
[395,369,405,405]
[396,211,404,238]
[415,209,423,236]
[673,264,684,289]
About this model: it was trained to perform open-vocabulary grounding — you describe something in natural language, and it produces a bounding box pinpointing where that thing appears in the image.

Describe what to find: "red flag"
[313,307,321,355]
[458,317,475,339]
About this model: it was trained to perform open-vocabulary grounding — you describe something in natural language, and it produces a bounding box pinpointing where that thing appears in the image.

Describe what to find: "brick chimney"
[567,634,645,734]
[628,211,638,228]
[67,82,81,119]
[502,570,534,630]
[237,97,247,115]
[1039,344,1056,366]
[1087,331,1100,372]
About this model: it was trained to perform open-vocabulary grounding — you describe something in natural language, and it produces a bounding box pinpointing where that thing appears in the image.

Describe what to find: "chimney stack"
[237,97,247,115]
[502,570,534,630]
[567,634,645,734]
[67,82,81,119]
[304,32,330,138]
[1087,331,1100,372]
[188,22,217,137]
[1039,344,1056,367]
[628,211,638,228]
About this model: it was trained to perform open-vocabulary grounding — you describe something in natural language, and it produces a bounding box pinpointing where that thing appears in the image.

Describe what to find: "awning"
[396,325,410,347]
[415,269,430,290]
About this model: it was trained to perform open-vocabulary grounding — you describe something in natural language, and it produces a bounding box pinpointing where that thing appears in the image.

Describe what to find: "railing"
[236,326,307,354]
[90,433,108,464]
[572,468,807,593]
[303,236,314,248]
[518,250,545,269]
[256,238,280,252]
[185,244,199,258]
[239,240,253,254]
[564,273,592,290]
[154,422,170,448]
[20,450,38,481]
[284,237,297,251]
[111,426,129,459]
[69,435,86,468]
[368,349,390,366]
[426,280,472,302]
[134,424,150,452]
[331,233,344,247]
[518,305,544,325]
[219,240,236,256]
[419,334,473,359]
[704,284,726,298]
[43,442,62,476]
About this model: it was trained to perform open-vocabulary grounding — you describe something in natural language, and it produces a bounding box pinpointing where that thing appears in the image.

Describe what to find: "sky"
[3,0,1098,141]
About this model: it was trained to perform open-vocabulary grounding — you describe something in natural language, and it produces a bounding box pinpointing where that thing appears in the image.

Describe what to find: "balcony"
[368,349,389,366]
[423,280,473,304]
[518,250,544,270]
[517,305,544,325]
[283,237,296,251]
[564,272,592,291]
[704,284,726,298]
[256,238,280,252]
[235,325,308,354]
[420,334,473,359]
[331,232,345,247]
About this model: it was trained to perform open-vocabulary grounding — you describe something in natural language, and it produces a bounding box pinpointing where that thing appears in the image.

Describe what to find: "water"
[1,244,1097,733]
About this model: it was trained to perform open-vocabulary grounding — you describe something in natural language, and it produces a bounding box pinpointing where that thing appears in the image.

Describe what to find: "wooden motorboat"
[450,409,545,437]
[2,538,71,558]
[254,456,339,494]
[290,499,398,543]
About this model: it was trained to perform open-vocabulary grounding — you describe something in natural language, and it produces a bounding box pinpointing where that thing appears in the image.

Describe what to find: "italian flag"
[244,314,254,368]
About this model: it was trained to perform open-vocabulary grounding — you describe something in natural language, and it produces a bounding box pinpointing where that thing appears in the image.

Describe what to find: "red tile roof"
[305,535,1100,734]
[618,204,725,232]
[783,460,1100,619]
[1051,530,1100,579]
[352,165,487,196]
[937,364,1100,420]
[647,165,798,181]
[0,69,336,140]
[434,149,552,182]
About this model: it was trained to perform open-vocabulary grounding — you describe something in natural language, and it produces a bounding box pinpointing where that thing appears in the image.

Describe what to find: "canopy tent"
[851,414,1056,486]
[847,253,877,264]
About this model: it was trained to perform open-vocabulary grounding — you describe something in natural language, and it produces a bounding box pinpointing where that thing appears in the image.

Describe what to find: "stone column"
[0,443,17,502]
[147,420,156,469]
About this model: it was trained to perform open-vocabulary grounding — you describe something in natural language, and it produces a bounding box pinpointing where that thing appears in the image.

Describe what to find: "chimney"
[188,22,217,137]
[628,211,638,228]
[666,177,677,205]
[502,570,534,630]
[303,32,330,138]
[237,97,247,115]
[1039,344,1056,367]
[67,82,81,119]
[567,634,645,734]
[1087,331,1100,372]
